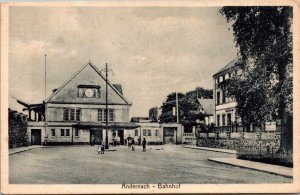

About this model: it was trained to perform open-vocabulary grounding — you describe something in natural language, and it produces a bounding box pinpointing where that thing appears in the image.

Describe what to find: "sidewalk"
[182,145,236,154]
[208,158,293,178]
[9,145,44,155]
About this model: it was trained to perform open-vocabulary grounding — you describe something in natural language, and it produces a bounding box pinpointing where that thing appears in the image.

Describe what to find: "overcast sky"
[9,6,237,117]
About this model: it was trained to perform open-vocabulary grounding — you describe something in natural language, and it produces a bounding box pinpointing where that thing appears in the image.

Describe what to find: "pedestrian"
[101,144,105,154]
[128,136,132,148]
[97,145,101,154]
[142,138,146,152]
[91,135,95,146]
[131,139,135,151]
[116,135,120,146]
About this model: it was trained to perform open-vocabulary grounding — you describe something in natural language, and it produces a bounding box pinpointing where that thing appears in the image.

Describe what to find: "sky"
[9,6,237,117]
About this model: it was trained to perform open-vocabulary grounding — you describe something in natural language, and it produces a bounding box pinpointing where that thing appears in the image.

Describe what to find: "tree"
[219,7,293,159]
[159,88,211,124]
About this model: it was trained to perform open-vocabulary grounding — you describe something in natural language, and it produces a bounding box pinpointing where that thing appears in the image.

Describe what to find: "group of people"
[91,134,147,154]
[126,137,147,152]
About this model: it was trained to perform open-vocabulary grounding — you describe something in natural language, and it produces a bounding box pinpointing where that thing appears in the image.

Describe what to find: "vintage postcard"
[1,1,299,194]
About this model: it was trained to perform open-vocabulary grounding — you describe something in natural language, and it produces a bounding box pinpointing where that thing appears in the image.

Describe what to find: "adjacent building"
[213,57,242,132]
[197,98,214,125]
[130,117,163,145]
[18,61,139,145]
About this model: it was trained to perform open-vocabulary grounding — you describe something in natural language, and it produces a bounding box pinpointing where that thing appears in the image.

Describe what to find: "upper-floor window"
[216,92,221,105]
[135,130,139,136]
[155,130,158,136]
[98,109,114,122]
[147,129,151,136]
[222,92,226,104]
[61,129,65,136]
[63,108,81,121]
[78,85,100,98]
[143,129,147,136]
[51,129,55,137]
[75,129,79,137]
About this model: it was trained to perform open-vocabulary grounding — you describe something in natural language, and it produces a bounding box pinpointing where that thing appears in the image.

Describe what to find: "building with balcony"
[213,57,242,132]
[18,61,139,145]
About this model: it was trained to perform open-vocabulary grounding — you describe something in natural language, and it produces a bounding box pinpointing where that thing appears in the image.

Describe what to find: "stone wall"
[9,109,29,148]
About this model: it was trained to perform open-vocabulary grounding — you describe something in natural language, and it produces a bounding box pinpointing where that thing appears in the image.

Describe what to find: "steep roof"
[197,98,214,115]
[213,57,241,78]
[112,84,123,95]
[45,60,132,105]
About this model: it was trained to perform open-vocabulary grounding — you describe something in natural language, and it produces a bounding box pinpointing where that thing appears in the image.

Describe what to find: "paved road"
[9,145,292,184]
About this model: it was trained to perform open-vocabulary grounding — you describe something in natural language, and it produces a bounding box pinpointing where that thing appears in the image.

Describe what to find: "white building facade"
[20,61,139,145]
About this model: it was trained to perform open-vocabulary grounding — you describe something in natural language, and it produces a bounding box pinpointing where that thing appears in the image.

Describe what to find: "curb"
[183,146,236,154]
[208,158,293,179]
[9,147,44,155]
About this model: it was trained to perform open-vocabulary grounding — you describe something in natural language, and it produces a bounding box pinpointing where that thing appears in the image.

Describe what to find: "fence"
[196,131,281,150]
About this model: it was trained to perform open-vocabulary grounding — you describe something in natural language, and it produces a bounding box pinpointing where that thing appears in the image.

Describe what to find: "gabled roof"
[112,84,123,95]
[213,57,241,78]
[197,98,214,115]
[45,60,132,105]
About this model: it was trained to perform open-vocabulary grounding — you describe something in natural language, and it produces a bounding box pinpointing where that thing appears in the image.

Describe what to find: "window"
[61,129,65,136]
[135,130,138,136]
[143,129,147,136]
[222,92,226,104]
[63,108,80,121]
[98,109,114,122]
[98,109,103,121]
[109,109,114,122]
[155,130,158,136]
[222,114,226,126]
[76,109,81,121]
[217,92,220,105]
[63,108,69,121]
[227,113,232,126]
[51,129,55,137]
[103,110,107,122]
[217,115,220,126]
[75,129,79,137]
[147,129,151,136]
[70,109,75,121]
[66,129,70,137]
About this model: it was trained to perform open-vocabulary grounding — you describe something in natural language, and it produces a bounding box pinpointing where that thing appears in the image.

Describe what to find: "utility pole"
[44,54,47,145]
[176,92,179,123]
[105,63,109,149]
[101,63,114,149]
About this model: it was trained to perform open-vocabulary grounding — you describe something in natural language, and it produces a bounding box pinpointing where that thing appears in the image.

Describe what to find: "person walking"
[116,135,120,146]
[128,136,132,148]
[142,138,146,152]
[131,139,135,151]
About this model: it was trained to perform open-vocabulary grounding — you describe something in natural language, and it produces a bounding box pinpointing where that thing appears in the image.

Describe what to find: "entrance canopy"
[73,122,140,129]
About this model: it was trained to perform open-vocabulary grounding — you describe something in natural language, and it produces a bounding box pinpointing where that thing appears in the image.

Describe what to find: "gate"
[31,129,41,145]
[163,127,177,144]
